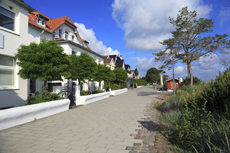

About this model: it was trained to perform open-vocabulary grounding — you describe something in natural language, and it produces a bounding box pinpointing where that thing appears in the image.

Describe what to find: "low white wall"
[76,92,110,106]
[137,86,142,88]
[0,99,70,131]
[110,88,127,96]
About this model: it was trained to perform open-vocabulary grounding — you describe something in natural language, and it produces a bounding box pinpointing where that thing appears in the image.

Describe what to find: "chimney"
[120,55,122,60]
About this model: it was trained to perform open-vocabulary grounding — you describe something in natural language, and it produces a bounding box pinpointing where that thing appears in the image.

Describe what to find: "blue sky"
[24,0,230,81]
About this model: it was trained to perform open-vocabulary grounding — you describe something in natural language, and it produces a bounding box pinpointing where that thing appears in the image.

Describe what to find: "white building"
[0,0,104,109]
[27,11,104,96]
[0,0,36,109]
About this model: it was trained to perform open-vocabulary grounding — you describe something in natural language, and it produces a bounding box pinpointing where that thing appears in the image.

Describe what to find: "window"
[65,31,69,40]
[0,6,15,31]
[42,20,45,25]
[59,29,62,39]
[0,55,16,87]
[37,18,40,23]
[72,50,76,54]
[72,35,74,41]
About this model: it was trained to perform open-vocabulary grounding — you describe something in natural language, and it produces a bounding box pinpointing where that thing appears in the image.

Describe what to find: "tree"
[94,64,113,90]
[145,67,160,83]
[113,68,128,86]
[155,7,230,85]
[15,38,70,96]
[134,68,139,78]
[68,52,97,84]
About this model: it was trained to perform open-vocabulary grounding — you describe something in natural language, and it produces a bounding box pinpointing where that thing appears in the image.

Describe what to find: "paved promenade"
[0,86,163,153]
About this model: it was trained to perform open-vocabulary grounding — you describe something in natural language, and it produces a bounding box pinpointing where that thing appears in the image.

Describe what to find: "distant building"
[166,78,179,91]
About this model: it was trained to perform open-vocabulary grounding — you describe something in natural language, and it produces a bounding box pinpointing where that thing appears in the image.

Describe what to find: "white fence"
[0,99,70,131]
[110,88,127,96]
[75,92,110,105]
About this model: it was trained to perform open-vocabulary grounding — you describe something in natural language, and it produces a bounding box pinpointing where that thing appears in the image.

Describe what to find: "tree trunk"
[44,80,47,96]
[188,62,193,86]
[99,81,101,90]
[109,82,110,88]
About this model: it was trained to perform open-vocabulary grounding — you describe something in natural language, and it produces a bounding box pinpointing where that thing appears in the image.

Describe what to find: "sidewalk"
[0,86,164,153]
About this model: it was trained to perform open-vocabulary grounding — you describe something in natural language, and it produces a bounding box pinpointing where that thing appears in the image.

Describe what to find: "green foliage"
[92,90,104,94]
[111,83,121,90]
[94,64,112,82]
[15,38,70,95]
[113,68,128,84]
[27,88,64,105]
[121,82,127,89]
[155,6,230,85]
[145,67,160,83]
[131,79,147,87]
[157,79,230,153]
[68,52,97,83]
[80,91,91,96]
[134,68,139,77]
[180,76,202,87]
[15,38,70,81]
[198,67,230,118]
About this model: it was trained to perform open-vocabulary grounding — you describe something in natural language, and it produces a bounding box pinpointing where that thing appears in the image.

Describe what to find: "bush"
[111,83,121,90]
[92,90,104,94]
[27,89,64,105]
[80,91,91,96]
[197,67,230,118]
[121,83,127,89]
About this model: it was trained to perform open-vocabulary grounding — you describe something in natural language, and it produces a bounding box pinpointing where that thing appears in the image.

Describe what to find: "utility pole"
[172,55,175,97]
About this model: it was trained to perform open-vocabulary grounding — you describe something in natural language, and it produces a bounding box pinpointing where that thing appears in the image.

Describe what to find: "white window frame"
[65,31,69,40]
[59,29,62,39]
[0,55,18,89]
[0,5,19,34]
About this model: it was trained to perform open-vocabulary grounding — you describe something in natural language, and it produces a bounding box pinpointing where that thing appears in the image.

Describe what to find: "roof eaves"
[56,40,104,58]
[10,0,36,12]
[29,23,51,33]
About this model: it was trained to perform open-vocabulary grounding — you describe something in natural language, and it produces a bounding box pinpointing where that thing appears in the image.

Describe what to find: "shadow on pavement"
[137,91,160,96]
[137,120,158,132]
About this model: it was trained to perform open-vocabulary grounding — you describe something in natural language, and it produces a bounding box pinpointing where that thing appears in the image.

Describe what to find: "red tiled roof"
[28,11,92,51]
[130,70,135,72]
[103,56,113,64]
[29,11,76,33]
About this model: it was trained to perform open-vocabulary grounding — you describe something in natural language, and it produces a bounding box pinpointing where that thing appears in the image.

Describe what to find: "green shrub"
[198,67,230,118]
[80,91,91,96]
[121,83,127,89]
[111,83,121,90]
[92,90,104,94]
[27,88,64,105]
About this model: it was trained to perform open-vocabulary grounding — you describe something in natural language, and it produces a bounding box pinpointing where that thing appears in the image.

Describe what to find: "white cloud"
[112,0,212,51]
[219,7,230,26]
[135,56,163,77]
[75,23,120,55]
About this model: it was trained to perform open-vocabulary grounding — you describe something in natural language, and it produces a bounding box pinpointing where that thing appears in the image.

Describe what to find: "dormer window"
[36,17,46,27]
[65,31,69,40]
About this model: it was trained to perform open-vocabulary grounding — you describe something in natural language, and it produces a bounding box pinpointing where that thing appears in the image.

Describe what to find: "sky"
[23,0,230,81]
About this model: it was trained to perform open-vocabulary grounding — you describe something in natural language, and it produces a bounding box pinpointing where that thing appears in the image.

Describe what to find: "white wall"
[0,0,32,108]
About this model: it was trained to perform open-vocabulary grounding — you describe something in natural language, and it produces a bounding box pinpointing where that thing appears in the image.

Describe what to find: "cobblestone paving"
[0,86,168,153]
[126,93,169,153]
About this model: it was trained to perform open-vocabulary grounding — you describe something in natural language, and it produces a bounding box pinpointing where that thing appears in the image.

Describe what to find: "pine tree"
[155,7,230,85]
